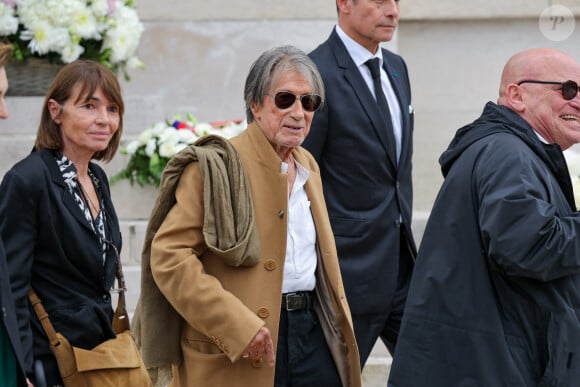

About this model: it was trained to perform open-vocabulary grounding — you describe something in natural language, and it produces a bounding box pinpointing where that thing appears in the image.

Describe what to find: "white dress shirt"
[281,159,317,293]
[336,24,403,162]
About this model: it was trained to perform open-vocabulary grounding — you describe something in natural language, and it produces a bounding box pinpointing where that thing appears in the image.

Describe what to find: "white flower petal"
[124,140,140,155]
[9,0,143,75]
[145,139,157,157]
[158,141,176,158]
[177,129,197,144]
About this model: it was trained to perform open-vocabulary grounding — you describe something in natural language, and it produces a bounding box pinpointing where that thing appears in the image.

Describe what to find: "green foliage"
[110,148,170,187]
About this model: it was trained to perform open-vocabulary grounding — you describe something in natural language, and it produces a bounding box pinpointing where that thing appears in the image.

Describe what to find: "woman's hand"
[241,326,275,367]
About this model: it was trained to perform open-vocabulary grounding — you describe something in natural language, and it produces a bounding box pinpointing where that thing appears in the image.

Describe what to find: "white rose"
[102,3,143,64]
[124,140,140,155]
[159,127,179,144]
[138,128,154,144]
[145,138,157,157]
[69,6,100,40]
[151,123,167,137]
[90,0,110,18]
[0,4,18,35]
[177,129,197,144]
[195,123,213,137]
[60,41,84,63]
[158,141,176,158]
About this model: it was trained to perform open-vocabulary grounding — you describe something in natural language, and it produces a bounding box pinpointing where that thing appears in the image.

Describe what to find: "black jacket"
[303,29,416,315]
[389,103,580,386]
[0,149,122,383]
[1,239,27,386]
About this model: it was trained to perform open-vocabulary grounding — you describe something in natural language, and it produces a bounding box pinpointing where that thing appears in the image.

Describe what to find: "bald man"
[388,48,580,386]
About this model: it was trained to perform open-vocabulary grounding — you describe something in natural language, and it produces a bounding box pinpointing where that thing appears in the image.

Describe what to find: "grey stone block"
[362,354,392,387]
[123,264,142,316]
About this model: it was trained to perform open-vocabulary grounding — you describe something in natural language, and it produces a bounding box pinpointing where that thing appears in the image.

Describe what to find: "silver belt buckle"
[285,292,303,311]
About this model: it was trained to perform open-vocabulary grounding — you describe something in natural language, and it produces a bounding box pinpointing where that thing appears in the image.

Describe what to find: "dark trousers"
[354,231,414,366]
[32,356,61,387]
[274,301,342,387]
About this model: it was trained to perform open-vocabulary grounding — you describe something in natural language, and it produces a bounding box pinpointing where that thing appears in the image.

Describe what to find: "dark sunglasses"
[517,79,580,101]
[267,91,322,112]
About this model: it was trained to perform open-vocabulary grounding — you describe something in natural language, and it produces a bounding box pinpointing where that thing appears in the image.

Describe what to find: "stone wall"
[0,1,578,384]
[3,1,579,211]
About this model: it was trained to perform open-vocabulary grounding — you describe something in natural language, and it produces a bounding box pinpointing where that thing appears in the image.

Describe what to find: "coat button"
[102,294,111,303]
[251,358,263,368]
[394,219,401,228]
[264,260,276,271]
[278,210,284,218]
[257,308,269,318]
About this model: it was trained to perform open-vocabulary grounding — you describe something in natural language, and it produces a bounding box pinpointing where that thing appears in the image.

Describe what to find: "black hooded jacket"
[389,102,580,386]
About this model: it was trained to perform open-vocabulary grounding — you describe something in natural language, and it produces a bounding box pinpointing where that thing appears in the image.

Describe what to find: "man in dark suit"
[303,0,416,367]
[0,42,30,387]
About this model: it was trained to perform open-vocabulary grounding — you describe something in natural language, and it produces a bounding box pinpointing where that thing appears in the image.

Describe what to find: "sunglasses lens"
[562,81,579,100]
[273,92,322,112]
[301,95,322,112]
[274,92,297,109]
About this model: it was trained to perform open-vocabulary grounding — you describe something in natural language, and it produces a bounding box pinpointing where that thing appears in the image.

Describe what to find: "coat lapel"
[330,31,397,170]
[382,50,411,170]
[40,149,97,233]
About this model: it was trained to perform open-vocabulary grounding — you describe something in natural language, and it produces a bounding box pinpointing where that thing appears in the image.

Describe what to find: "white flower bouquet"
[0,0,144,78]
[111,114,246,187]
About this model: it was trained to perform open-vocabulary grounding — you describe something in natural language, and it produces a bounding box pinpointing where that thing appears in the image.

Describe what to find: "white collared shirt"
[335,24,403,162]
[534,130,549,144]
[281,160,317,293]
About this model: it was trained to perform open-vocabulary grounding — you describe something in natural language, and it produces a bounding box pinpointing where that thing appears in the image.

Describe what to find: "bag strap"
[28,288,61,347]
[112,254,130,333]
[28,249,131,337]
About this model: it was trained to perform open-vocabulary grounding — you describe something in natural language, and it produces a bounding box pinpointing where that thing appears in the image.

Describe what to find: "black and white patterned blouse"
[56,153,107,264]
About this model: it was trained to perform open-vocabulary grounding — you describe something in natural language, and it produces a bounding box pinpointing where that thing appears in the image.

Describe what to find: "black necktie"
[365,58,397,160]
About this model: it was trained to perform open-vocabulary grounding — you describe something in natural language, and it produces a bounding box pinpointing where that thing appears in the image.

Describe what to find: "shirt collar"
[533,130,549,144]
[335,24,383,68]
[295,160,310,189]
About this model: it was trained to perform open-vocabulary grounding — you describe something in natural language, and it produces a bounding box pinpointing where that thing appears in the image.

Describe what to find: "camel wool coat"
[150,122,361,387]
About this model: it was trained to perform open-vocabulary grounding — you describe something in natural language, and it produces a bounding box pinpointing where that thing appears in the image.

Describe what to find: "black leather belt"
[281,291,313,312]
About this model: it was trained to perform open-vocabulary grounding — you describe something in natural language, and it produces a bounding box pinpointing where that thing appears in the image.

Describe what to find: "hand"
[241,326,275,367]
[26,378,34,387]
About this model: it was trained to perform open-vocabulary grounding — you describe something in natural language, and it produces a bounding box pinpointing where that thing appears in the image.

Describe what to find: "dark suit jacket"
[303,29,416,315]
[1,239,27,386]
[0,148,122,381]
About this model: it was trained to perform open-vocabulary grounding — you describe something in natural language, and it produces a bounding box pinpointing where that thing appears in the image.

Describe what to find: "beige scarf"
[132,134,260,386]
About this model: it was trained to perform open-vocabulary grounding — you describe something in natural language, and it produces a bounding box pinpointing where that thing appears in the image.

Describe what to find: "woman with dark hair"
[0,60,124,386]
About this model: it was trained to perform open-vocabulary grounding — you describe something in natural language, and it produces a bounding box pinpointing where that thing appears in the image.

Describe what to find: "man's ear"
[47,99,62,124]
[337,0,350,14]
[250,103,260,122]
[505,84,526,113]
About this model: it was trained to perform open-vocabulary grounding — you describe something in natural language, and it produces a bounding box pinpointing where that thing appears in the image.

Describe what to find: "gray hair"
[244,45,324,123]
